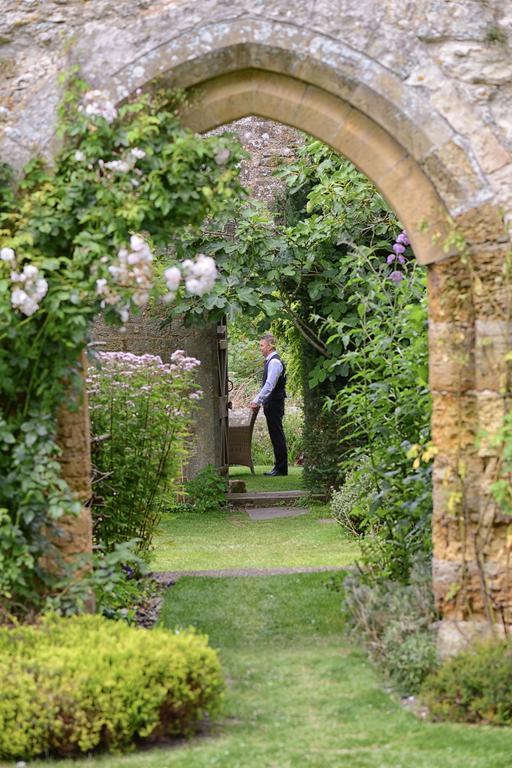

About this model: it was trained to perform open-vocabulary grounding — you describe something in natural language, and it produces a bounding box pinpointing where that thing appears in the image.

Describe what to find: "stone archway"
[2,3,510,651]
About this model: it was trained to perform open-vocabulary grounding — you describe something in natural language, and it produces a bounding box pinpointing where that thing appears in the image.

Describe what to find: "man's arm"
[251,358,283,407]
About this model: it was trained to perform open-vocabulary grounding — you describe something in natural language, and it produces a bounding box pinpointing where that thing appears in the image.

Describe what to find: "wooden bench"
[228,406,260,475]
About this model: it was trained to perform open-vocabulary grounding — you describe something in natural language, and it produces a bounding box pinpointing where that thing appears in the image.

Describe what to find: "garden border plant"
[0,72,245,619]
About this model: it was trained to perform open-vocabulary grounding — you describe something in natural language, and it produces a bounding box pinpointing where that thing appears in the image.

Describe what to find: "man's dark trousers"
[263,399,288,473]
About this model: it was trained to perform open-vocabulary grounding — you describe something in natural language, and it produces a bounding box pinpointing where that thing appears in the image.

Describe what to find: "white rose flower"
[130,234,146,252]
[132,291,149,307]
[20,297,39,316]
[164,266,181,290]
[34,278,48,301]
[11,288,29,308]
[74,150,85,162]
[185,277,203,295]
[1,247,15,262]
[214,147,230,165]
[131,148,146,159]
[104,160,130,173]
[82,90,117,124]
[22,264,38,279]
[126,252,142,266]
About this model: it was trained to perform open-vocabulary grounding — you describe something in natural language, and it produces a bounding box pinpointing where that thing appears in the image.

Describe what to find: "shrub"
[342,557,438,694]
[88,350,201,551]
[421,639,512,725]
[177,464,228,514]
[43,539,151,622]
[382,626,438,695]
[330,459,375,536]
[0,614,224,759]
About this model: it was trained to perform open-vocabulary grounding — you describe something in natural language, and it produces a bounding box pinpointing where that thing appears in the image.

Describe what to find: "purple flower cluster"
[387,231,410,283]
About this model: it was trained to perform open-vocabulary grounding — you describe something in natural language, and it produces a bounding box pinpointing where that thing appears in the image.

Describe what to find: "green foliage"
[89,540,152,623]
[330,458,376,536]
[177,464,227,514]
[251,408,304,465]
[326,249,432,580]
[342,558,438,694]
[42,539,150,622]
[89,351,200,551]
[421,639,512,724]
[0,79,243,614]
[166,140,412,492]
[160,136,431,572]
[301,339,345,491]
[0,614,224,759]
[485,410,512,514]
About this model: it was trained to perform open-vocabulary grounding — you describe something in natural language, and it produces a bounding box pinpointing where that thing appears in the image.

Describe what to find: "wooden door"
[216,320,230,475]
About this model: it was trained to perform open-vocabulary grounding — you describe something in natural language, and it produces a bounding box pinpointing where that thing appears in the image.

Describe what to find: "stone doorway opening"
[50,46,509,648]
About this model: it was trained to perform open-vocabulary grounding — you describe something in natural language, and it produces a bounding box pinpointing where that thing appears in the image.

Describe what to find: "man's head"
[259,333,276,358]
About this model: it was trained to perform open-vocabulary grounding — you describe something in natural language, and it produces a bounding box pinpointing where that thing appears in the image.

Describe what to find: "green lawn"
[230,464,305,493]
[25,574,512,768]
[152,465,355,572]
[151,505,357,572]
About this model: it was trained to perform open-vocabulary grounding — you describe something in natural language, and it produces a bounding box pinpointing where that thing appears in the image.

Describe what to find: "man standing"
[251,333,288,476]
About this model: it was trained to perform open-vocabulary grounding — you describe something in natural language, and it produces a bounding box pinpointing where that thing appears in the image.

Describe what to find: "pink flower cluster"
[170,349,201,371]
[87,350,203,403]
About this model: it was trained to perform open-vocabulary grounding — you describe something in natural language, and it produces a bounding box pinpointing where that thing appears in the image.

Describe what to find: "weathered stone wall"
[2,0,512,650]
[210,116,302,203]
[1,1,510,231]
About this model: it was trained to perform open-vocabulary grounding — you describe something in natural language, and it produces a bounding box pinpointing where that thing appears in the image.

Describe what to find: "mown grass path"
[27,573,512,768]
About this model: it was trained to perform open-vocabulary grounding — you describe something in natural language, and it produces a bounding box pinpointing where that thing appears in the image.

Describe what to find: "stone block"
[453,203,508,245]
[471,246,511,320]
[436,618,507,660]
[431,393,477,456]
[432,453,482,524]
[475,319,512,393]
[428,321,475,392]
[433,553,512,624]
[476,393,508,457]
[422,138,488,213]
[427,256,474,324]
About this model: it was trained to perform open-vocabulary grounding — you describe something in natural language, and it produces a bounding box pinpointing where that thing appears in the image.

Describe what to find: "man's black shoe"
[264,468,288,476]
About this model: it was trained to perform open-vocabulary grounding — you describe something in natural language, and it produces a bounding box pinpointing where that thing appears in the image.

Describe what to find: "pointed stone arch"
[5,12,504,652]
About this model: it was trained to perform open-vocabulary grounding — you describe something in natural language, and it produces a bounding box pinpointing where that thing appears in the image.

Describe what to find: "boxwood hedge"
[0,614,224,759]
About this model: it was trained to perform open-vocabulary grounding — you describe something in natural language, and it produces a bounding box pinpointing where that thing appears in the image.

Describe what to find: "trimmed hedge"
[0,614,224,759]
[421,638,512,725]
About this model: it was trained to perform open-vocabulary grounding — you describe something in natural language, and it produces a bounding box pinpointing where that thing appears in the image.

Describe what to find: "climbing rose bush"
[0,77,245,618]
[88,350,202,552]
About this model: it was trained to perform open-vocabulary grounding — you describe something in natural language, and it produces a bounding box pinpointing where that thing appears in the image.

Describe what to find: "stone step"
[228,490,325,507]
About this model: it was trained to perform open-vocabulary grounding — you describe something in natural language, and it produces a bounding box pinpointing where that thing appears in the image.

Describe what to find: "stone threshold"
[228,490,325,507]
